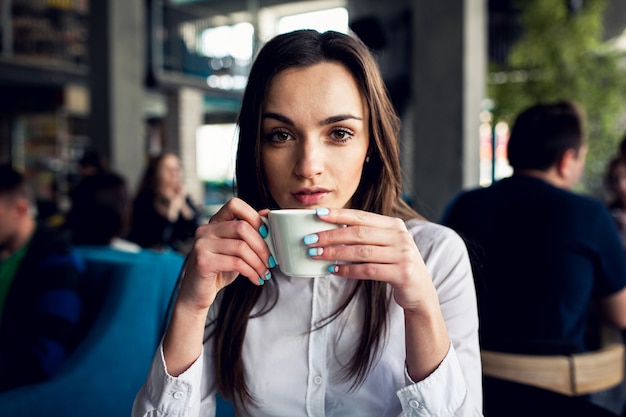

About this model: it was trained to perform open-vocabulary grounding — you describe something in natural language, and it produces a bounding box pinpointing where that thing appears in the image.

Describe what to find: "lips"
[292,187,329,205]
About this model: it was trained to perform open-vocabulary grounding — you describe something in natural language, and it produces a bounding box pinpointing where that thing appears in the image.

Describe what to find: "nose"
[294,138,324,179]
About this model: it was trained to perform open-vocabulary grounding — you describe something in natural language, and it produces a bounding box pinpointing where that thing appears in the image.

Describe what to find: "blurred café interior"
[1,0,626,221]
[0,0,480,224]
[3,1,626,416]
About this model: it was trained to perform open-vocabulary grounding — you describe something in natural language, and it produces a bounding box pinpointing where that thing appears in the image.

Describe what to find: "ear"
[556,149,576,179]
[14,197,31,216]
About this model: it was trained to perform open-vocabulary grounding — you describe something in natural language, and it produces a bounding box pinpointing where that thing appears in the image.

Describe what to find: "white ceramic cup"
[261,209,340,278]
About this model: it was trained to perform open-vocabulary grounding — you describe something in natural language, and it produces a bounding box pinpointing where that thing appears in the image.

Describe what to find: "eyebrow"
[262,112,363,126]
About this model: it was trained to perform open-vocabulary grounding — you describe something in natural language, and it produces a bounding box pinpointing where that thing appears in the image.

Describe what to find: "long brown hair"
[605,155,626,210]
[212,29,421,412]
[134,151,180,198]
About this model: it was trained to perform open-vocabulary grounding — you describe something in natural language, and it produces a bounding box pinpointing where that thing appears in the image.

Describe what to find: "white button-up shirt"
[133,219,483,417]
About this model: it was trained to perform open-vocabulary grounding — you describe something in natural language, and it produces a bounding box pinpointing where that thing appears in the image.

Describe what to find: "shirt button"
[408,399,420,408]
[313,376,323,385]
[173,391,184,400]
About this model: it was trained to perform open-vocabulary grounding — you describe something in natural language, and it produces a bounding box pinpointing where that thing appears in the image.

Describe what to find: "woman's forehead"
[263,62,367,119]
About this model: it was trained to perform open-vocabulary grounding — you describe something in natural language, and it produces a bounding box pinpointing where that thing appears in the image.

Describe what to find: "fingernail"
[264,270,272,280]
[269,255,276,268]
[258,277,265,286]
[328,265,338,274]
[259,224,268,238]
[316,207,329,216]
[308,247,323,257]
[303,234,319,245]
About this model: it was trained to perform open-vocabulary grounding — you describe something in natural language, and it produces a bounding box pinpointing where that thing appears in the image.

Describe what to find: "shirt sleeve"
[403,220,483,416]
[397,345,482,417]
[132,343,213,417]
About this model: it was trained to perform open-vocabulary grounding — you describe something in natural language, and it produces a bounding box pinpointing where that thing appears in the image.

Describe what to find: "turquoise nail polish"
[328,265,338,273]
[308,247,322,257]
[258,277,265,286]
[264,270,272,280]
[269,255,276,268]
[316,207,329,216]
[259,224,268,238]
[303,234,319,245]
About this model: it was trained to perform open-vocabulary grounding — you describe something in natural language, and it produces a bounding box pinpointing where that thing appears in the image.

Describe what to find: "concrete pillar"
[89,0,145,191]
[164,88,205,206]
[348,0,485,220]
[411,0,486,220]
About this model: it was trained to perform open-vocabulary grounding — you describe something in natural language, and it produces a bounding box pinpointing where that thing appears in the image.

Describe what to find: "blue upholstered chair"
[0,246,184,417]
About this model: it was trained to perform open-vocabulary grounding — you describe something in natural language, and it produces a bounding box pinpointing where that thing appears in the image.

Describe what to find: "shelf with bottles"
[2,0,90,69]
[12,110,90,222]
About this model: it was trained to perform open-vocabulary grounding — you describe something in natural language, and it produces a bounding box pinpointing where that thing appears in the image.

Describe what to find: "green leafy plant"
[489,0,626,194]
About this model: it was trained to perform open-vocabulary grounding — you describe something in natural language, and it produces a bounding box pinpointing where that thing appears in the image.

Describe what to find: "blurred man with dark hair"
[64,171,140,252]
[0,164,84,392]
[442,101,626,415]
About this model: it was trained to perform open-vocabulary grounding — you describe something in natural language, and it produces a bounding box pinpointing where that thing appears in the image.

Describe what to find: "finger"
[202,236,272,283]
[212,252,270,286]
[210,198,261,226]
[196,221,274,273]
[309,223,409,248]
[326,260,424,288]
[308,243,403,264]
[189,249,262,286]
[315,207,405,230]
[209,198,269,243]
[326,262,396,281]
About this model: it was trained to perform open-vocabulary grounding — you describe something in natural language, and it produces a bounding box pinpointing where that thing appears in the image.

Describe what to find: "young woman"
[128,152,200,253]
[605,155,626,249]
[133,29,482,416]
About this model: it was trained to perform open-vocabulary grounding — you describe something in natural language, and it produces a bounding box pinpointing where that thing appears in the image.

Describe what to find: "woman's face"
[157,154,183,193]
[261,61,369,209]
[613,161,626,203]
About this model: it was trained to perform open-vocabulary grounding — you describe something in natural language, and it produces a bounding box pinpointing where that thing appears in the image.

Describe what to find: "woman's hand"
[176,197,273,313]
[305,208,436,311]
[163,198,272,376]
[155,185,186,221]
[306,207,450,382]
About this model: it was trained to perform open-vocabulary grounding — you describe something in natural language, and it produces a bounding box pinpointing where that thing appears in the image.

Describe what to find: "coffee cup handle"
[261,217,279,265]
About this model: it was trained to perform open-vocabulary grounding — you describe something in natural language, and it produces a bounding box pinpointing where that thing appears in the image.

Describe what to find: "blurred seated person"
[0,164,84,392]
[128,152,200,253]
[67,149,110,206]
[78,150,109,177]
[604,155,626,250]
[441,101,626,414]
[64,171,140,253]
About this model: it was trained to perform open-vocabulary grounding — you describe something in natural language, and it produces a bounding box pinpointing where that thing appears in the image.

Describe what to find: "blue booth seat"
[0,246,185,417]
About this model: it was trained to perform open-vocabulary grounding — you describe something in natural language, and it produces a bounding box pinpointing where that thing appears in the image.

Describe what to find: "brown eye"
[330,128,354,143]
[266,129,293,143]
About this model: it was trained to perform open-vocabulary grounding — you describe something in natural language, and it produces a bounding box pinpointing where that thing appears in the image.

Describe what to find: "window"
[277,7,349,34]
